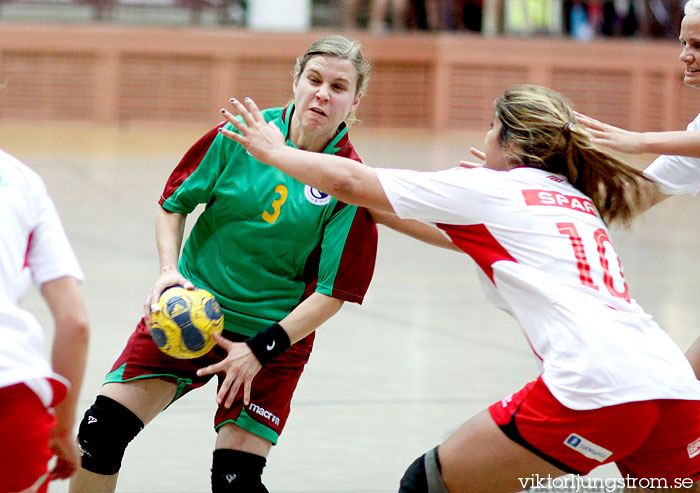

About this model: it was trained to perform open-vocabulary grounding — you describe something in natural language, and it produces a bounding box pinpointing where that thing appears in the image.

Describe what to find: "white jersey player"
[645,112,700,195]
[576,0,700,380]
[0,148,89,492]
[220,86,700,492]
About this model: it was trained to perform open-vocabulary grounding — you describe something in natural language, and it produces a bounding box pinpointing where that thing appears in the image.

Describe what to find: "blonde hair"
[292,35,370,126]
[685,0,700,16]
[494,85,653,225]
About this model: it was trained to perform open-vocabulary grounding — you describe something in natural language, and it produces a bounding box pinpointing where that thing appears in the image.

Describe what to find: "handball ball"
[150,287,224,359]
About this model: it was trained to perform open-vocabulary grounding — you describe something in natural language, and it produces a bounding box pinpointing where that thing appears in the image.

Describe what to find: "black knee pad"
[77,395,144,475]
[399,447,447,493]
[211,449,268,492]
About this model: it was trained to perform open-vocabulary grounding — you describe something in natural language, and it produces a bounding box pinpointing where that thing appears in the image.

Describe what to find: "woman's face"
[484,115,510,171]
[292,55,362,137]
[680,12,700,89]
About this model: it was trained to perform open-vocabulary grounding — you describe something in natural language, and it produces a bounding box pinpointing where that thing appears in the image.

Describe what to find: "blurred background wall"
[0,0,697,131]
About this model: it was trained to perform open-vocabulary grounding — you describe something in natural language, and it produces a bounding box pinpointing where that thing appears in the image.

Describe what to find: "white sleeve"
[375,167,499,225]
[644,114,700,196]
[25,171,84,286]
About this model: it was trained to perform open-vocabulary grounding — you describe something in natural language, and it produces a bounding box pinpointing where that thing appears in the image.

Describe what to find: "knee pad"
[76,395,144,475]
[211,449,268,492]
[399,447,448,493]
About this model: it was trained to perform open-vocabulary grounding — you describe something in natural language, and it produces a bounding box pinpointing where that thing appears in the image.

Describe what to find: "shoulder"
[326,122,363,163]
[0,149,44,192]
[335,139,363,163]
[508,167,568,186]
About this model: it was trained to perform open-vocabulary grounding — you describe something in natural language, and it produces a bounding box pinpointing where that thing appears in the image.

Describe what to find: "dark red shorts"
[489,376,700,485]
[105,317,313,445]
[0,383,56,493]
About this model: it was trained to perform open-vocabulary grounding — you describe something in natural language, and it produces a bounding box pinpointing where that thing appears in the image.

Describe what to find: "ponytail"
[496,85,654,225]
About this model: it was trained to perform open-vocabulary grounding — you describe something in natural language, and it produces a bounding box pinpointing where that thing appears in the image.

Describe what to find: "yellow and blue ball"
[150,286,223,359]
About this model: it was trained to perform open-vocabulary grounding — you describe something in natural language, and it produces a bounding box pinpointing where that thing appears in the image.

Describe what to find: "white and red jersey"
[0,149,83,406]
[645,113,700,195]
[376,165,700,410]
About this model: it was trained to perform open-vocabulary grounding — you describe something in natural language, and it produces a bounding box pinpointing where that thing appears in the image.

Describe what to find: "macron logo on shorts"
[688,436,700,458]
[564,433,612,463]
[248,403,280,426]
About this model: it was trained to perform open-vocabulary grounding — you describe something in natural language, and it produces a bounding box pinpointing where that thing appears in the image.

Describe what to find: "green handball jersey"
[158,105,377,337]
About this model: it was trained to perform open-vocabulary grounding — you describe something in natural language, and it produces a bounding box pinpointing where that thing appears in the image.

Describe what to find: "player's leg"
[686,335,700,379]
[211,423,273,492]
[69,378,177,493]
[390,0,408,29]
[210,333,314,492]
[343,0,361,28]
[400,376,663,492]
[71,316,204,492]
[399,409,568,492]
[370,0,390,32]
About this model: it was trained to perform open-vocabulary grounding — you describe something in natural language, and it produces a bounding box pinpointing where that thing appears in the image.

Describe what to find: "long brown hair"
[495,85,654,225]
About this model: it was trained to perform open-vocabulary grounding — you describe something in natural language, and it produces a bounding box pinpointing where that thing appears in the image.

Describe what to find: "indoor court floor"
[4,121,700,493]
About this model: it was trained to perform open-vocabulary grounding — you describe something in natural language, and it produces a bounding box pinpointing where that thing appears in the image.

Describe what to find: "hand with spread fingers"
[459,146,486,169]
[197,332,261,408]
[575,111,646,154]
[219,98,287,164]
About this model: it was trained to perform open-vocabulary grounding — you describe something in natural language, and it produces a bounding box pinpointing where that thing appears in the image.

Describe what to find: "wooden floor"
[4,122,700,492]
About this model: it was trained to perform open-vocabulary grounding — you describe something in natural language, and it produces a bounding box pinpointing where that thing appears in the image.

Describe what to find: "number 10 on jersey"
[557,222,630,302]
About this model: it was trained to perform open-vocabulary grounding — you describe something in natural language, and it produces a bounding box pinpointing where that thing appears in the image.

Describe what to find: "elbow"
[63,311,90,346]
[327,173,361,204]
[329,181,354,201]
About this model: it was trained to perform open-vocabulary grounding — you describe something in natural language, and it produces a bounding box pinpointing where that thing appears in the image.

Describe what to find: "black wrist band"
[245,322,291,367]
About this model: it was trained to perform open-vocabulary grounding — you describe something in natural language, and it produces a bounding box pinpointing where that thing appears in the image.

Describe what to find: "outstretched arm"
[370,209,460,251]
[219,98,393,213]
[576,111,700,158]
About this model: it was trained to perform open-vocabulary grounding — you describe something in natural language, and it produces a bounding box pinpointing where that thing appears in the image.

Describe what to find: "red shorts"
[489,376,700,484]
[105,317,314,445]
[0,383,57,493]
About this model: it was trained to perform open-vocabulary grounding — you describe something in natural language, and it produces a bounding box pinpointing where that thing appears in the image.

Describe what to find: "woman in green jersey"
[69,35,450,493]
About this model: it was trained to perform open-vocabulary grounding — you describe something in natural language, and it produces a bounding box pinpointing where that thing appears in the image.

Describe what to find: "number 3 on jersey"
[262,184,288,224]
[557,222,630,302]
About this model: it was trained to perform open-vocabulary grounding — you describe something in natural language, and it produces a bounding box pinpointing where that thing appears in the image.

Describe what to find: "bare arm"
[636,131,700,158]
[278,292,344,344]
[41,275,89,480]
[146,206,193,319]
[219,98,393,213]
[576,112,700,158]
[370,209,459,251]
[223,99,459,252]
[198,292,344,406]
[575,113,676,211]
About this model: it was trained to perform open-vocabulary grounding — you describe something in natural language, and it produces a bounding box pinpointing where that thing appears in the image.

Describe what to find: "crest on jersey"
[304,185,331,205]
